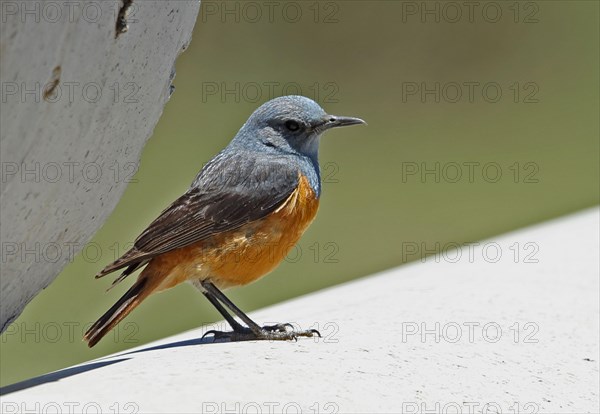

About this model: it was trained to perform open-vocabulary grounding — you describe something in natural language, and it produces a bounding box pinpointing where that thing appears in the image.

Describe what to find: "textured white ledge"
[1,208,598,413]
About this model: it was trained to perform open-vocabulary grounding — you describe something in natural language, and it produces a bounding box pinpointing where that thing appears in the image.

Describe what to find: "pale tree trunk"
[0,0,201,332]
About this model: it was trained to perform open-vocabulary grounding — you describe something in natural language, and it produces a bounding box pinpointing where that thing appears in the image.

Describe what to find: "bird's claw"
[201,324,321,342]
[202,329,230,341]
[307,328,322,338]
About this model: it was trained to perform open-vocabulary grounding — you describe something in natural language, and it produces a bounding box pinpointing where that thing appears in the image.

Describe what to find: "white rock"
[0,0,201,332]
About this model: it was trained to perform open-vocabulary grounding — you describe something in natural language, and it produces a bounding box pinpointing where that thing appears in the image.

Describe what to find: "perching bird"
[84,95,365,347]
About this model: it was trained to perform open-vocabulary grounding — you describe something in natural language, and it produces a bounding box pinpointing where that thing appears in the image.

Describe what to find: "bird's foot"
[202,323,321,342]
[261,323,295,333]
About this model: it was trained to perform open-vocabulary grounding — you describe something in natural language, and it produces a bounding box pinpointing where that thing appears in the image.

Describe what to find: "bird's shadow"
[119,333,232,356]
[0,359,128,396]
[0,332,236,396]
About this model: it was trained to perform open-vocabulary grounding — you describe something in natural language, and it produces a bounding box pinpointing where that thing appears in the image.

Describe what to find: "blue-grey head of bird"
[232,95,365,164]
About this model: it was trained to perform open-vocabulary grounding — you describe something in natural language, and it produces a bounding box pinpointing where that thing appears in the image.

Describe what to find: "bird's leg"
[200,281,263,335]
[202,291,250,334]
[200,280,320,341]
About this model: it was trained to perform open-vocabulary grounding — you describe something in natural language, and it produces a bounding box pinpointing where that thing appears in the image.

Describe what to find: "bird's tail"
[84,276,152,347]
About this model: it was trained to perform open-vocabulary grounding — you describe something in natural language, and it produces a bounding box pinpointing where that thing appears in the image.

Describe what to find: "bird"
[83,95,365,347]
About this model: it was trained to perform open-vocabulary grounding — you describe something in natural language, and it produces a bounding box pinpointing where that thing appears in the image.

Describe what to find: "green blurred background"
[1,1,598,386]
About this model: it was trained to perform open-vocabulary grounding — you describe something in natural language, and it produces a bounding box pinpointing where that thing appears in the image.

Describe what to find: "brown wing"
[96,153,300,285]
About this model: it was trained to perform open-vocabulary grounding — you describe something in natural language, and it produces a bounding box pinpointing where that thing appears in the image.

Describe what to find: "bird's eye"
[284,120,300,132]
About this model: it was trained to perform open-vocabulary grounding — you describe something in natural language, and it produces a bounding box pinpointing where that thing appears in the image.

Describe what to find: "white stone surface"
[0,1,201,332]
[1,208,598,413]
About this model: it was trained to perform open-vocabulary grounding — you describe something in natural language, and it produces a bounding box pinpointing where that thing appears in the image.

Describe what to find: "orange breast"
[146,174,320,291]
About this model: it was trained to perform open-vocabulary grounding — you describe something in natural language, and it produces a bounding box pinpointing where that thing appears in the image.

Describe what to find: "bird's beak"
[323,115,367,130]
[315,115,367,132]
